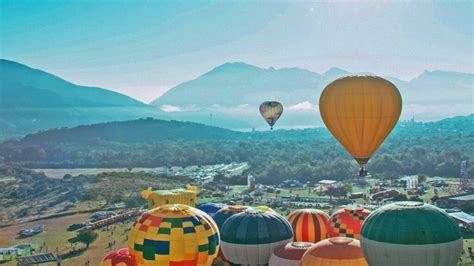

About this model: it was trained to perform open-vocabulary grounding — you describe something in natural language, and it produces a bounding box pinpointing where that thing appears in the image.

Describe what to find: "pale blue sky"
[1,0,473,102]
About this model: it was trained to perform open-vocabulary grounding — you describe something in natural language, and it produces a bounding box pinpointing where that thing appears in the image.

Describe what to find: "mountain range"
[0,59,472,140]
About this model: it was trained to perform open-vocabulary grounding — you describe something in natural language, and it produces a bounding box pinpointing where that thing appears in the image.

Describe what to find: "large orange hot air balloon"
[319,76,402,176]
[259,101,283,130]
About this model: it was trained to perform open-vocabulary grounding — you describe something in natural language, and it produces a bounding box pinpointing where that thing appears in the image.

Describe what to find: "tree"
[75,231,98,249]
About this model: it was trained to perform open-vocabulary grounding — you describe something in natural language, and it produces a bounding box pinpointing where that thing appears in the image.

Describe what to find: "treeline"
[0,115,472,184]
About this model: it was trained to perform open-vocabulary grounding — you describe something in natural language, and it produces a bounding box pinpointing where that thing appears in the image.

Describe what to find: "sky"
[1,0,473,103]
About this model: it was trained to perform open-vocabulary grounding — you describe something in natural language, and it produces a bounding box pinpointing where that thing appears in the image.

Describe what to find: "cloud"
[289,101,317,110]
[160,105,182,112]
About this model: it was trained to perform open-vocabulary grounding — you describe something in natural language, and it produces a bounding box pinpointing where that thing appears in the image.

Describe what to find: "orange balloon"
[319,76,402,171]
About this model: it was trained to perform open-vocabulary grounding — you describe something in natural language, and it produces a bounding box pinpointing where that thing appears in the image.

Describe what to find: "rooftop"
[318,180,337,184]
[449,211,474,224]
[450,194,474,201]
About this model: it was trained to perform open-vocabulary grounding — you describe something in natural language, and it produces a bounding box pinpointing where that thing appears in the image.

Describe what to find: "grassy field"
[1,175,472,265]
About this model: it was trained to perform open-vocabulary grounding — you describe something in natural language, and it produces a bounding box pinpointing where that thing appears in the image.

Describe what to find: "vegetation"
[0,115,471,184]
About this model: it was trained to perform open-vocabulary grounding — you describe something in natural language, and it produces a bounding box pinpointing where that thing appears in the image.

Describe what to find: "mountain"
[151,62,473,128]
[0,59,166,140]
[0,59,146,107]
[17,118,245,145]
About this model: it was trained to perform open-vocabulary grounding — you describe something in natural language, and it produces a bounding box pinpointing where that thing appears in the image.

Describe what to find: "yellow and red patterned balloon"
[128,204,219,266]
[101,248,134,266]
[327,207,371,239]
[288,209,330,243]
[259,101,283,130]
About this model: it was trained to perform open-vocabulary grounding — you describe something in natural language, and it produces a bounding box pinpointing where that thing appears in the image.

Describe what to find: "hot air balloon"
[255,205,275,212]
[327,207,370,239]
[300,237,368,266]
[197,203,227,217]
[212,205,252,229]
[211,205,253,265]
[360,202,463,266]
[319,76,402,176]
[101,248,134,266]
[288,209,330,243]
[259,101,283,130]
[220,210,293,265]
[128,204,219,266]
[269,242,314,266]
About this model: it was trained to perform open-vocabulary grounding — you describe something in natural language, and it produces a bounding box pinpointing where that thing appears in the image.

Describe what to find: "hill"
[151,62,473,128]
[0,60,167,140]
[0,59,146,107]
[0,115,471,177]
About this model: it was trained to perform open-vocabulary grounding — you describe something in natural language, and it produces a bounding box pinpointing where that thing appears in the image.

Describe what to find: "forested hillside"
[0,115,472,184]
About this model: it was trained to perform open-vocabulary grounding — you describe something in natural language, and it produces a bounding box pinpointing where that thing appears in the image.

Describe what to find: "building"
[247,175,256,189]
[318,180,338,186]
[399,176,418,189]
[448,211,474,232]
[437,193,474,208]
[141,185,197,209]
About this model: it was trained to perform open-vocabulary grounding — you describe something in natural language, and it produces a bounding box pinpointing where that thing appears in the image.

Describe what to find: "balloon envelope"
[220,210,293,265]
[269,242,314,266]
[360,202,463,266]
[300,237,368,266]
[101,248,134,266]
[128,204,219,266]
[319,76,402,167]
[288,209,330,243]
[327,207,370,239]
[259,101,283,129]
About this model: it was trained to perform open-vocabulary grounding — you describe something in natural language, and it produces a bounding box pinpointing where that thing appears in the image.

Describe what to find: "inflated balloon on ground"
[128,204,219,266]
[360,202,463,266]
[269,242,314,266]
[255,205,275,212]
[197,202,227,217]
[101,248,134,266]
[327,207,370,239]
[300,237,368,266]
[220,210,293,265]
[212,205,252,229]
[288,209,329,243]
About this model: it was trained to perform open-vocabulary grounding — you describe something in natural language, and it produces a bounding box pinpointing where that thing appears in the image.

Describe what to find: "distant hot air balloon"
[327,207,370,239]
[319,76,402,176]
[360,202,463,266]
[300,237,368,266]
[128,204,219,266]
[269,242,314,266]
[288,209,330,243]
[255,205,275,212]
[259,101,283,130]
[220,210,293,265]
[101,248,133,266]
[197,202,227,217]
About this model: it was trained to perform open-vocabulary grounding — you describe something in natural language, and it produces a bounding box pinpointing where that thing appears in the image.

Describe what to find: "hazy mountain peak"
[207,62,262,74]
[323,67,349,76]
[416,69,474,79]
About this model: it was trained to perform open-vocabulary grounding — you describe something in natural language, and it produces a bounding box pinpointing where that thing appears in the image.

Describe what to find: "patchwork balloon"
[128,204,219,266]
[327,207,370,239]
